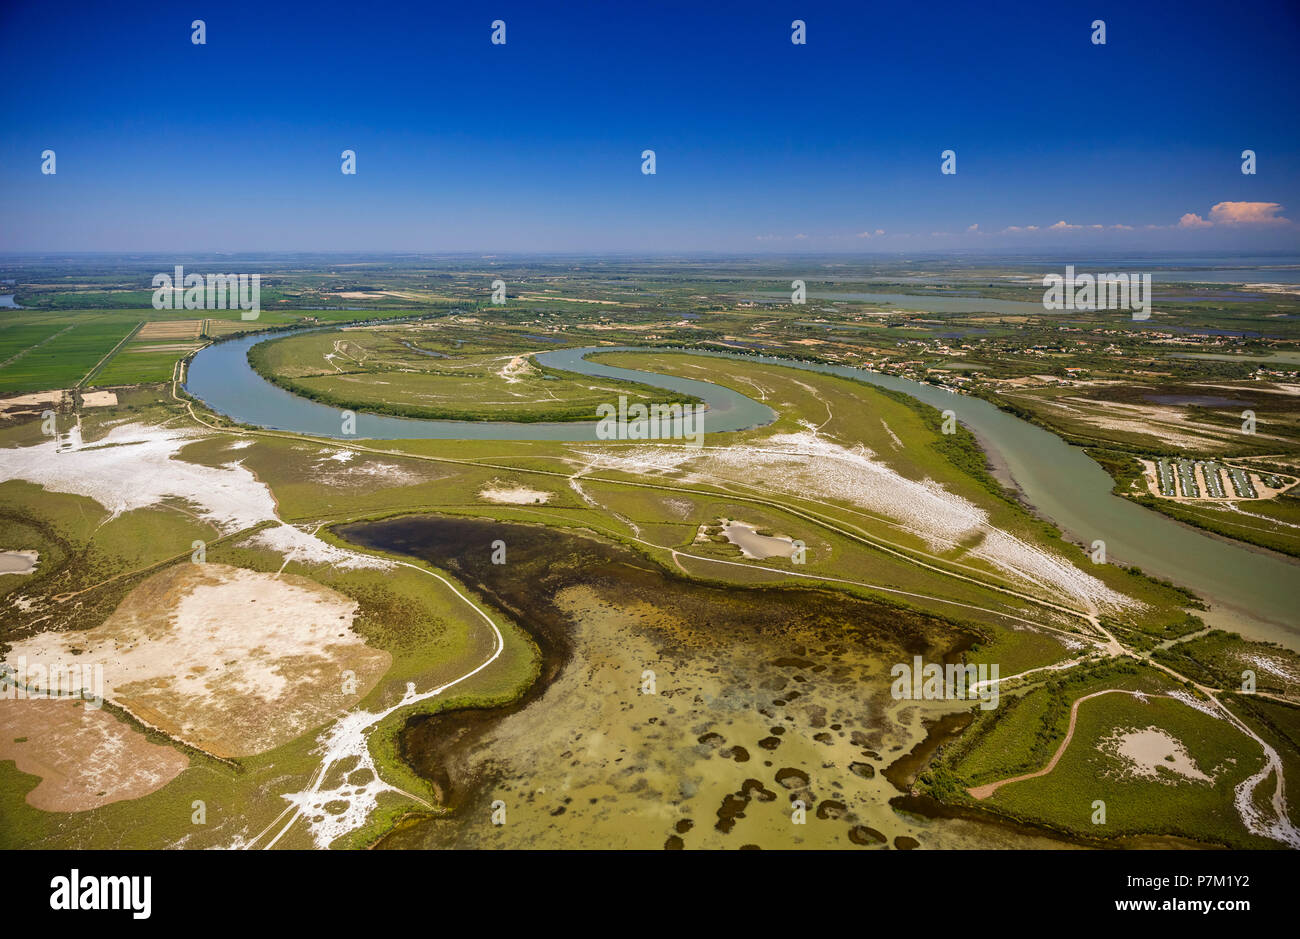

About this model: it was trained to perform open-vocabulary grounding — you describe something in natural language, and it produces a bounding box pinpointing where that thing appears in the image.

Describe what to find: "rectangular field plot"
[0,322,69,364]
[204,318,273,336]
[135,319,204,341]
[91,347,194,386]
[0,318,139,393]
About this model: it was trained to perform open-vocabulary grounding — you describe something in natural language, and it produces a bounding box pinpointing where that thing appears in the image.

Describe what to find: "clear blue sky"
[2,0,1298,253]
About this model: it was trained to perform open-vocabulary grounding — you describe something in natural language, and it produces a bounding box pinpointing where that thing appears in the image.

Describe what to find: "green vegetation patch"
[247,327,700,422]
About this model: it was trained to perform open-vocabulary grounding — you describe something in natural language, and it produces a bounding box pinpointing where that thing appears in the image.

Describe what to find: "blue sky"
[2,0,1298,253]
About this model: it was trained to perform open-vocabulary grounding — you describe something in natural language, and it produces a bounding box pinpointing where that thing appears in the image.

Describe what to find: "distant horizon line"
[2,250,1299,262]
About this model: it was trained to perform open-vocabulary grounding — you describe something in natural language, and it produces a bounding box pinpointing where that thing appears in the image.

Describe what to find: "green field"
[0,308,424,395]
[90,348,186,386]
[0,323,67,363]
[0,316,138,392]
[982,687,1270,847]
[248,326,701,421]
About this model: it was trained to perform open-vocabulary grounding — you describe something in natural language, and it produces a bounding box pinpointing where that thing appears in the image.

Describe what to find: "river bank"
[182,334,1300,649]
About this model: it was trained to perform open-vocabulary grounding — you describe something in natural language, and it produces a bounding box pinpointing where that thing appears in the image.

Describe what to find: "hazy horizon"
[4,250,1300,263]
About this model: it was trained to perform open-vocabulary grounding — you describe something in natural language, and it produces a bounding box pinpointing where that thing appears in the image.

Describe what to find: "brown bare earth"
[0,697,189,811]
[127,343,204,354]
[0,390,65,419]
[5,563,392,758]
[135,320,204,340]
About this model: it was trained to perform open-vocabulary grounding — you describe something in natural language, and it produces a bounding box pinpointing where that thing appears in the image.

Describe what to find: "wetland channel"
[186,335,1300,648]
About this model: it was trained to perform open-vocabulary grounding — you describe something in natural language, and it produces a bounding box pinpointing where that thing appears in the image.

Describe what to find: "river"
[184,334,1299,648]
[183,333,775,440]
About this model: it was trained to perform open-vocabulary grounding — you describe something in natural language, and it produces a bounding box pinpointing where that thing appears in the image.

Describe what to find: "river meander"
[185,334,1300,648]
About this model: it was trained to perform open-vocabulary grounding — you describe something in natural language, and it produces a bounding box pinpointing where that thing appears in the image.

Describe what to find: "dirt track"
[967,689,1144,800]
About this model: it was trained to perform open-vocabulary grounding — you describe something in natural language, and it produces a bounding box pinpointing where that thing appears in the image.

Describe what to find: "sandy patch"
[707,519,796,559]
[4,563,392,757]
[0,549,39,574]
[308,449,431,490]
[496,354,538,384]
[1032,395,1290,449]
[321,462,428,488]
[243,523,392,570]
[517,295,620,305]
[79,391,118,407]
[1167,689,1222,719]
[479,486,551,505]
[1102,725,1213,784]
[0,421,382,567]
[0,390,66,419]
[0,391,64,409]
[879,419,904,449]
[575,430,1131,612]
[0,422,271,529]
[0,697,189,811]
[661,497,694,519]
[1245,283,1300,295]
[1241,652,1300,687]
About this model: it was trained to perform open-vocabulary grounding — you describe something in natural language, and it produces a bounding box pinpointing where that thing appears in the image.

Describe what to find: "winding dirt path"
[245,556,504,850]
[168,353,1298,847]
[968,689,1145,800]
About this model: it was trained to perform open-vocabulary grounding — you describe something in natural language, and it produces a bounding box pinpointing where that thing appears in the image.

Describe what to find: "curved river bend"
[185,335,1299,648]
[185,334,775,441]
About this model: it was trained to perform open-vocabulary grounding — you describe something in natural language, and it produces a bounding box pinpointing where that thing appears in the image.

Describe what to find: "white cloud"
[1208,201,1289,226]
[1178,212,1212,229]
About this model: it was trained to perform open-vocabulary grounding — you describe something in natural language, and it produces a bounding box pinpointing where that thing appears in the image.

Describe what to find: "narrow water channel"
[185,335,1300,647]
